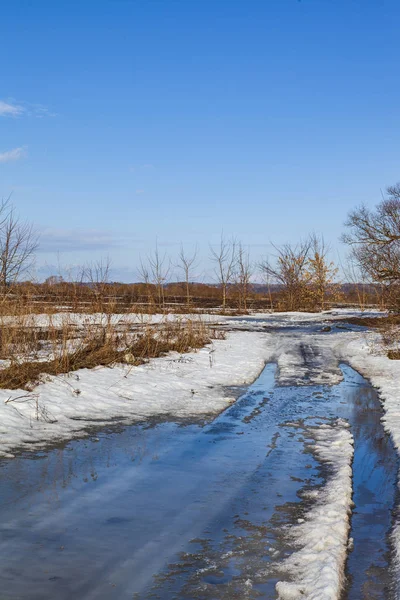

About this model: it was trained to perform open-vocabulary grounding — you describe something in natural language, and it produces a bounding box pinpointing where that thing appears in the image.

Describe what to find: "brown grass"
[341,315,400,329]
[0,319,216,390]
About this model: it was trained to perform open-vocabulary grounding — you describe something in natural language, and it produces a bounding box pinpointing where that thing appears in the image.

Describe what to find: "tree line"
[2,181,400,312]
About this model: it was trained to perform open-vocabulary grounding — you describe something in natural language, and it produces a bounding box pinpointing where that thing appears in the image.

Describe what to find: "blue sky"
[1,0,399,282]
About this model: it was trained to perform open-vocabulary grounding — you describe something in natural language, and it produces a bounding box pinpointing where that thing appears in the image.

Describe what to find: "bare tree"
[138,255,154,306]
[307,234,338,310]
[343,184,400,283]
[82,257,112,312]
[177,244,198,309]
[234,243,253,311]
[148,243,171,309]
[209,235,237,310]
[260,240,311,311]
[0,199,39,293]
[82,257,111,291]
[343,183,400,308]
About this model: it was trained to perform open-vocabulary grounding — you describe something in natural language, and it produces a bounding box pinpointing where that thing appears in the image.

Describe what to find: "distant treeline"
[6,279,384,314]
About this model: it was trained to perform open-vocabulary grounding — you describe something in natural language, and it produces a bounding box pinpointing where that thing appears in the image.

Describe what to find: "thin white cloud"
[135,189,145,194]
[30,104,56,118]
[0,147,27,163]
[0,100,25,117]
[37,228,121,253]
[0,99,55,118]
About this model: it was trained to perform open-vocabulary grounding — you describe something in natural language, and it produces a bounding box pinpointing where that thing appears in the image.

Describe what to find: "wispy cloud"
[135,189,145,195]
[0,98,55,118]
[37,228,122,253]
[0,146,27,163]
[29,104,56,118]
[0,100,25,117]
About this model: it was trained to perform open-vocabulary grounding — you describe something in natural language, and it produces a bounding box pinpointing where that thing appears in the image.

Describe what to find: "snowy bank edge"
[337,332,400,594]
[276,419,354,600]
[0,331,275,459]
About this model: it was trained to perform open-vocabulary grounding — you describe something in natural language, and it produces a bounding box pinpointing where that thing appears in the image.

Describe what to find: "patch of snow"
[276,419,354,600]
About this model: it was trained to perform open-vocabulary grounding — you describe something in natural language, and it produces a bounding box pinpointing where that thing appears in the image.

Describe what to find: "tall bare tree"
[82,257,112,312]
[209,235,237,310]
[234,243,253,311]
[343,183,400,282]
[260,240,311,311]
[0,198,38,293]
[147,243,171,309]
[177,244,198,309]
[343,183,400,308]
[307,234,338,310]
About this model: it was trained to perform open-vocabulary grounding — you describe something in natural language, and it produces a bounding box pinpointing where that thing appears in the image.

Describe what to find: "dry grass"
[0,318,217,390]
[342,314,400,329]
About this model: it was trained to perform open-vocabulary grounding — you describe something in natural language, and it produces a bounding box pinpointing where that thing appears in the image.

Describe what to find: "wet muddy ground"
[0,323,398,599]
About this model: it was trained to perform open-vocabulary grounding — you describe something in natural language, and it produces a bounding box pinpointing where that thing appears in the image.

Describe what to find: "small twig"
[5,393,38,404]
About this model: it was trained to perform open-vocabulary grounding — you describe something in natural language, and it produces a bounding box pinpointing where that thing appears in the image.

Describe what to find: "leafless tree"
[177,244,198,309]
[260,240,311,311]
[138,255,154,306]
[234,243,253,311]
[82,257,112,311]
[307,234,339,310]
[209,235,237,310]
[148,243,171,309]
[343,183,400,308]
[82,257,111,291]
[0,198,39,293]
[343,184,400,282]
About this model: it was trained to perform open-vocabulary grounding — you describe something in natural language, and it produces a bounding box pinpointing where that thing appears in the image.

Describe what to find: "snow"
[0,331,273,458]
[1,307,400,596]
[1,308,369,459]
[1,306,400,600]
[276,420,354,600]
[0,307,385,330]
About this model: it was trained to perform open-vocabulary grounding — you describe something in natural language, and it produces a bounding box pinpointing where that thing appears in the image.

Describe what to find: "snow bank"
[0,331,273,458]
[276,419,354,600]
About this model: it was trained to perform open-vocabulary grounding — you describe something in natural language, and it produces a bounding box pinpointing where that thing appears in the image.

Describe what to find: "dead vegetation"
[341,314,400,360]
[0,318,217,390]
[341,315,395,329]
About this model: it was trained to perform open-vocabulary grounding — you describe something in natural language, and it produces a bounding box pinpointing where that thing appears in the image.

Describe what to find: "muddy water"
[0,362,398,598]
